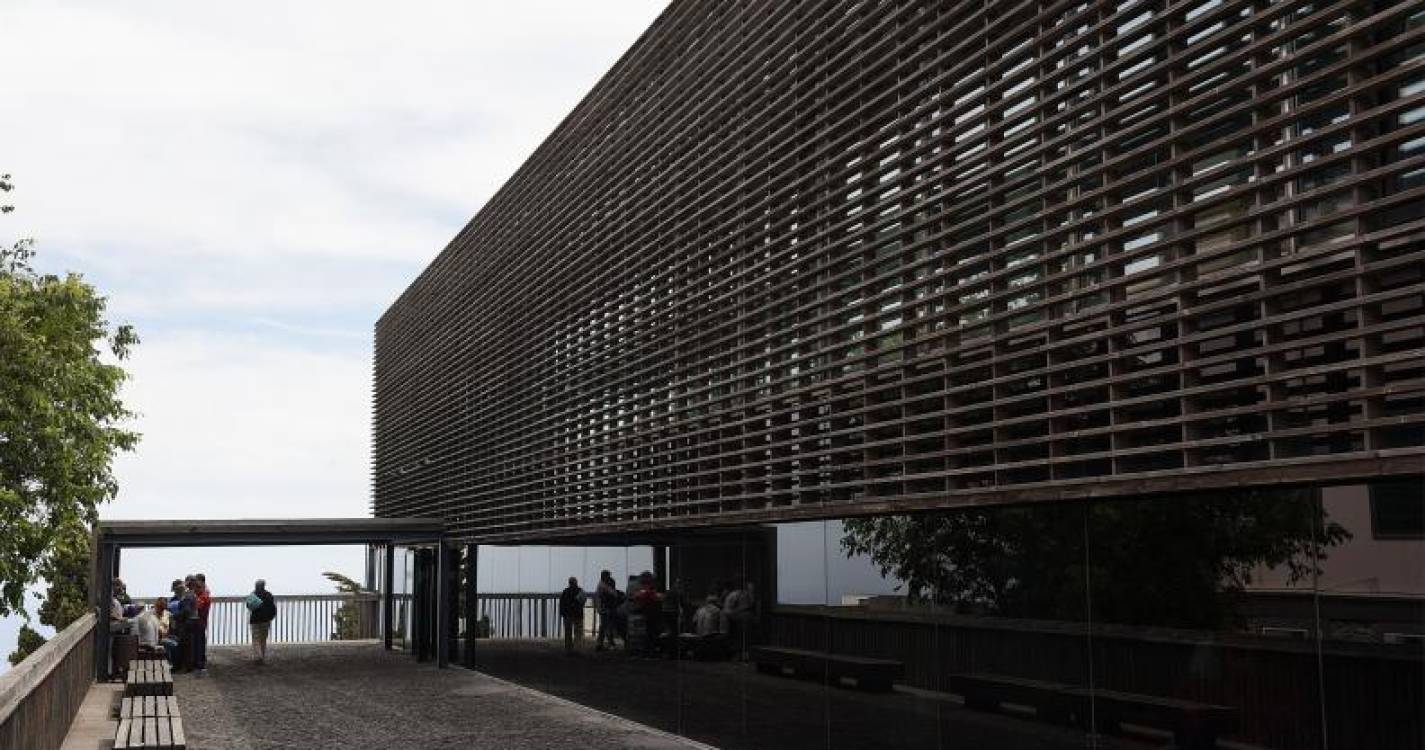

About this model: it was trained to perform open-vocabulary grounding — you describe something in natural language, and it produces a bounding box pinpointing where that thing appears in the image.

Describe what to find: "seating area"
[947,673,1239,750]
[123,659,173,697]
[112,659,185,749]
[749,646,905,692]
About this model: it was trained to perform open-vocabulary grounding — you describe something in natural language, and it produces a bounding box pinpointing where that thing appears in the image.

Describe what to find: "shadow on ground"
[469,639,1149,750]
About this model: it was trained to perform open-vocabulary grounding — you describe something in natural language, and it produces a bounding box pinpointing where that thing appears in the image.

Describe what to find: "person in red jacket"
[193,573,212,676]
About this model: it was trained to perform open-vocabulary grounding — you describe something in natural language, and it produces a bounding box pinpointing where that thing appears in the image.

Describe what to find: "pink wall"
[1252,484,1425,596]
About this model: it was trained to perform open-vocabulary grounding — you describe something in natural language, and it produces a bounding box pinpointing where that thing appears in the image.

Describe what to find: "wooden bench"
[750,646,904,692]
[1091,687,1239,750]
[946,673,1082,723]
[124,658,173,697]
[118,695,181,720]
[114,693,185,749]
[947,673,1239,750]
[114,715,186,749]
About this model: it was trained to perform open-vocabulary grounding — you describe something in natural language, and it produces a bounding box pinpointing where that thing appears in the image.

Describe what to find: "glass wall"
[456,481,1422,749]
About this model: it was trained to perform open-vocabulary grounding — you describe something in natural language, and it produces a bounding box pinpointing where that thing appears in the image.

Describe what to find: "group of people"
[559,571,760,659]
[108,575,279,675]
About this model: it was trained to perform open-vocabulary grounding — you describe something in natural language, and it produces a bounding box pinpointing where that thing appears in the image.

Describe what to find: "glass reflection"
[1087,488,1343,750]
[670,533,755,747]
[901,503,1095,748]
[451,486,1422,750]
[825,518,938,750]
[1314,482,1424,749]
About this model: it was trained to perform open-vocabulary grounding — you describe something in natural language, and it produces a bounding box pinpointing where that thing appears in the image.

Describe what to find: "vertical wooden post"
[93,542,116,680]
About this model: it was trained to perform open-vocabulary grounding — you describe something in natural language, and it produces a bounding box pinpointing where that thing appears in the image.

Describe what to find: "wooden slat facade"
[374,0,1425,543]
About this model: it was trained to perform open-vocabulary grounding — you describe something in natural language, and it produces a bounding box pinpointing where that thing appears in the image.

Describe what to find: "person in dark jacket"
[594,571,621,651]
[168,578,193,671]
[558,577,585,654]
[246,579,278,664]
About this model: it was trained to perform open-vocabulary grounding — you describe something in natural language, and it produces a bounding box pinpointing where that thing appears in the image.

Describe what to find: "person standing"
[193,573,212,676]
[723,579,749,658]
[245,579,278,664]
[558,577,585,655]
[177,575,202,675]
[168,579,194,671]
[629,572,662,656]
[594,571,620,651]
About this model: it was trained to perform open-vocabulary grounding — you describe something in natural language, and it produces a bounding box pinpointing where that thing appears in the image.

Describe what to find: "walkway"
[173,642,702,749]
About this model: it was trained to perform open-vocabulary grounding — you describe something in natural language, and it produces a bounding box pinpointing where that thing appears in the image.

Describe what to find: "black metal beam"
[462,543,478,669]
[383,544,395,651]
[436,542,452,669]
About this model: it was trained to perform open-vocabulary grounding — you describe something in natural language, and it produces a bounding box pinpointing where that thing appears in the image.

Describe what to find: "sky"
[0,2,902,673]
[0,0,671,665]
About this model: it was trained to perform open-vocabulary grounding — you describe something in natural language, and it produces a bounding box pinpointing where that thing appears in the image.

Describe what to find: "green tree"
[7,625,47,667]
[841,489,1350,629]
[322,571,372,640]
[1,175,138,663]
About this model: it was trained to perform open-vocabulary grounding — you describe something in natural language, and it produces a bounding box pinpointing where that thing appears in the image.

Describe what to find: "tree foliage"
[323,571,371,640]
[6,625,47,666]
[841,490,1350,629]
[1,175,138,662]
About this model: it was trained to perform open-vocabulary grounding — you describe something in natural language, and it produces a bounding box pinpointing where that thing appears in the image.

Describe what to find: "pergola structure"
[90,518,449,678]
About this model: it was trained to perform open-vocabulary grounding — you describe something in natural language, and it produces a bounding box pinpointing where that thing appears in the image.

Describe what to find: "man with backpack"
[245,579,278,664]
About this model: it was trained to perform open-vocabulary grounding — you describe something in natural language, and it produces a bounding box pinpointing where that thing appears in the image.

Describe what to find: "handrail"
[0,613,97,750]
[125,592,599,646]
[134,593,383,646]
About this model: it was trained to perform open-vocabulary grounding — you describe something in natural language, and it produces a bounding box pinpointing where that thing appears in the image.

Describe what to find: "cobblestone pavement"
[174,642,704,749]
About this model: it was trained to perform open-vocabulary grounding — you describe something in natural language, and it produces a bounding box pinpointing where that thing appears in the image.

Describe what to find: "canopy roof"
[95,517,445,547]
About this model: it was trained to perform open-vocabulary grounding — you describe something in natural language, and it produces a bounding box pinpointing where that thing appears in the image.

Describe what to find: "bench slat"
[750,646,903,692]
[115,702,187,748]
[949,672,1238,749]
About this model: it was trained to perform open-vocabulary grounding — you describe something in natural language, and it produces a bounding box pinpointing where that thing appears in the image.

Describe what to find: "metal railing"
[0,613,95,750]
[141,594,382,646]
[468,594,612,640]
[140,592,604,648]
[473,593,561,639]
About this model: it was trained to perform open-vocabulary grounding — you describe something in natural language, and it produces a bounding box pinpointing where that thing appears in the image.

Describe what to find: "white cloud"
[0,1,669,650]
[110,331,371,520]
[3,0,670,270]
